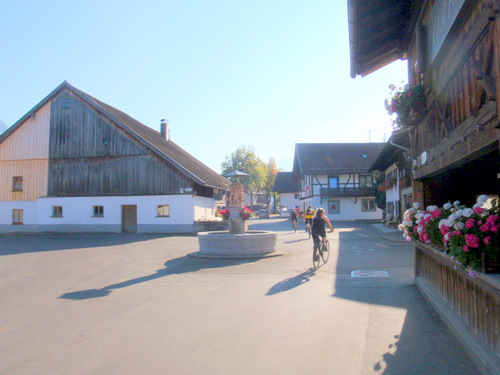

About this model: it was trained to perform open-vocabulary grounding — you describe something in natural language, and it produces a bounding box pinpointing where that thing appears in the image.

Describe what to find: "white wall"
[0,194,217,233]
[280,193,300,211]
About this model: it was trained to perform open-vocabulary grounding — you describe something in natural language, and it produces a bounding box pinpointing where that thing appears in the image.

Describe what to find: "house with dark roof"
[272,172,301,212]
[369,129,412,224]
[292,143,383,221]
[0,81,230,233]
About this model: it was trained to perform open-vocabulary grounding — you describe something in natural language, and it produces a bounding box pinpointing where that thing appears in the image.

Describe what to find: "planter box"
[414,242,500,375]
[193,220,228,233]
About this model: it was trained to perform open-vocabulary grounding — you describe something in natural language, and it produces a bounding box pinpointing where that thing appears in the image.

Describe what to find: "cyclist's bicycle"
[313,239,330,269]
[305,222,311,239]
[292,219,298,232]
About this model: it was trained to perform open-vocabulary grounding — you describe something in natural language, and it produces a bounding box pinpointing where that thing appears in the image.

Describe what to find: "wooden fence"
[414,242,500,374]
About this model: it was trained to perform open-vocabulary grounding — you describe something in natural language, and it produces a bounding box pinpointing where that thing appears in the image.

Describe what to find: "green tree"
[265,158,282,212]
[221,146,268,191]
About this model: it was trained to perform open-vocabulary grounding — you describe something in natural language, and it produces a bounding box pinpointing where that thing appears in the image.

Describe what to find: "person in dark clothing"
[290,209,298,231]
[311,207,334,248]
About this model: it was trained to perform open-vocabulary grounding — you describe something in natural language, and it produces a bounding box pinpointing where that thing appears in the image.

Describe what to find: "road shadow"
[332,223,479,374]
[265,268,316,295]
[60,255,249,300]
[0,233,193,256]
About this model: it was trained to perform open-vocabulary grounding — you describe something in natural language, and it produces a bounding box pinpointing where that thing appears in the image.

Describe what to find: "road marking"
[351,270,390,278]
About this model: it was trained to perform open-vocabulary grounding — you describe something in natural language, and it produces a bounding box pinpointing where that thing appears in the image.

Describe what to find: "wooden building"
[348,1,500,373]
[0,81,230,233]
[292,143,383,221]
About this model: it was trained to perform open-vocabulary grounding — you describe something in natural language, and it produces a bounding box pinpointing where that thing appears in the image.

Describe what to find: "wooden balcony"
[320,187,374,198]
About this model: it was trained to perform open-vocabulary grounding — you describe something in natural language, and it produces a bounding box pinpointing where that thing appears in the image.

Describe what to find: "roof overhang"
[348,0,414,78]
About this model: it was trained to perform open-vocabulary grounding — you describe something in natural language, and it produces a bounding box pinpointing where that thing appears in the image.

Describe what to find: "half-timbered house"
[0,81,230,233]
[292,143,383,221]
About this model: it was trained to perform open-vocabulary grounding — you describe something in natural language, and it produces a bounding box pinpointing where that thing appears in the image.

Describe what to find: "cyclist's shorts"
[312,228,326,244]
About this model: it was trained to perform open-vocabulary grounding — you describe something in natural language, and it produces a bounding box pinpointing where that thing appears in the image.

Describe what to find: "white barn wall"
[0,195,216,233]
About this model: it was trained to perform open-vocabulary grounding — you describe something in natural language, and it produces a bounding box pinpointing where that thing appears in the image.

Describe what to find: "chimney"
[160,119,169,141]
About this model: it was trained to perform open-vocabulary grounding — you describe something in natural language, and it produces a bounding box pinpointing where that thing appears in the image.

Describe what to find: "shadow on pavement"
[332,223,479,375]
[0,233,190,256]
[60,255,248,300]
[265,268,316,295]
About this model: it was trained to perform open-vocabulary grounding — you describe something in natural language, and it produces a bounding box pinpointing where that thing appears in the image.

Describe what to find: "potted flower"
[240,207,254,220]
[385,83,426,129]
[400,196,499,273]
[216,208,230,221]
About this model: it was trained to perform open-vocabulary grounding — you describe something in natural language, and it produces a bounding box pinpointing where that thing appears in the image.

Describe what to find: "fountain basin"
[197,230,278,258]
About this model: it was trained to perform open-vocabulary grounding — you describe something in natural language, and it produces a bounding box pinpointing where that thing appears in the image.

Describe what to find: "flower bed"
[400,195,499,273]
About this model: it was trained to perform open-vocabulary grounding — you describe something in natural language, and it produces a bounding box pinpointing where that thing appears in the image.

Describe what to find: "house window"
[93,205,104,217]
[362,198,376,211]
[157,205,170,217]
[359,175,374,187]
[294,194,300,199]
[12,209,23,225]
[328,200,340,214]
[52,206,63,217]
[329,176,339,188]
[12,176,23,191]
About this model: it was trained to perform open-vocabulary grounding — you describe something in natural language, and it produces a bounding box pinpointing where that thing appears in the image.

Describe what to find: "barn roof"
[0,81,230,190]
[293,143,383,175]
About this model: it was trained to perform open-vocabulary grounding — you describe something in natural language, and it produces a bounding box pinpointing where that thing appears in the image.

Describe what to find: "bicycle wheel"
[293,220,297,232]
[313,243,321,269]
[306,224,311,239]
[320,240,330,264]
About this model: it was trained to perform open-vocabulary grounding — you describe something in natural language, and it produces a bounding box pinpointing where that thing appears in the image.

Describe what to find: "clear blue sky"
[1,0,407,172]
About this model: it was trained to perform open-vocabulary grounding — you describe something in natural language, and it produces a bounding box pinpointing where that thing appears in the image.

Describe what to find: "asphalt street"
[0,218,480,374]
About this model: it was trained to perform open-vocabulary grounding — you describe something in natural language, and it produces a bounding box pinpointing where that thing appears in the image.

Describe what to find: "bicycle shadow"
[265,268,316,295]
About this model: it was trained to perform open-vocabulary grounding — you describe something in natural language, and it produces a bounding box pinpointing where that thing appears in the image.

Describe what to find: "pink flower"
[465,218,475,228]
[480,223,490,232]
[431,209,442,218]
[473,207,484,214]
[465,234,480,248]
[484,236,491,245]
[487,215,498,225]
[490,225,498,233]
[463,245,470,252]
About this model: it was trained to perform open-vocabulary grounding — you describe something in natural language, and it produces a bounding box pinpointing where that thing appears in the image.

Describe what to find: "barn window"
[52,206,63,217]
[93,206,104,217]
[12,176,23,191]
[157,205,170,217]
[12,209,23,225]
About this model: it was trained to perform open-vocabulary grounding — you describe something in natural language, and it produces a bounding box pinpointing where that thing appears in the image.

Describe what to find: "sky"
[1,0,408,173]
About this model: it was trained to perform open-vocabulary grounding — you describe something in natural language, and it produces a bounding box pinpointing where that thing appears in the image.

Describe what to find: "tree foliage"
[221,146,268,191]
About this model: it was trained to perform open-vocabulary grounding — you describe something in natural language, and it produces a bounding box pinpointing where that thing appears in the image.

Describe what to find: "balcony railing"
[320,187,374,198]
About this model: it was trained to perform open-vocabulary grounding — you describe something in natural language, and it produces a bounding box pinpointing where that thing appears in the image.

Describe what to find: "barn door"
[121,205,137,233]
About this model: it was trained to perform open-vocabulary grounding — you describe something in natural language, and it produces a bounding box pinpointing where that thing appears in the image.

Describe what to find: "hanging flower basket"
[385,83,427,129]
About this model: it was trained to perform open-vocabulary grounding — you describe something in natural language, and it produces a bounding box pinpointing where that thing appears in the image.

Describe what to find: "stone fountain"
[196,171,278,258]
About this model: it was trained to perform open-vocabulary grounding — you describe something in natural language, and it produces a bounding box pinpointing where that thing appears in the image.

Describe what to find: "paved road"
[0,218,480,374]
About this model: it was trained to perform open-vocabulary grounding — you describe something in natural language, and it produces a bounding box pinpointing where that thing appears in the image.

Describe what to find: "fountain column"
[228,180,246,234]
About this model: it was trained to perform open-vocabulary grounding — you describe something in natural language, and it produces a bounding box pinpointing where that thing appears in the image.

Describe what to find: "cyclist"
[304,205,315,231]
[290,209,298,230]
[311,207,334,251]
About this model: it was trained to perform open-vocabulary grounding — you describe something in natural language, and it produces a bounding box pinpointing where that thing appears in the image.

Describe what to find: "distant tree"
[221,146,268,191]
[265,158,282,212]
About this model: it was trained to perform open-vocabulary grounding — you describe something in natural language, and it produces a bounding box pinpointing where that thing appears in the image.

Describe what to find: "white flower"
[413,202,421,209]
[463,208,474,217]
[453,200,461,207]
[417,226,423,233]
[477,194,488,205]
[439,219,448,228]
[443,202,452,210]
[416,212,424,219]
[444,232,450,242]
[427,205,438,212]
[454,210,464,218]
[398,224,404,231]
[453,222,465,230]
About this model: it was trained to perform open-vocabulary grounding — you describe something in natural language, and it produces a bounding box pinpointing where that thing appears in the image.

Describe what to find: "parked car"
[258,209,270,218]
[279,206,289,217]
